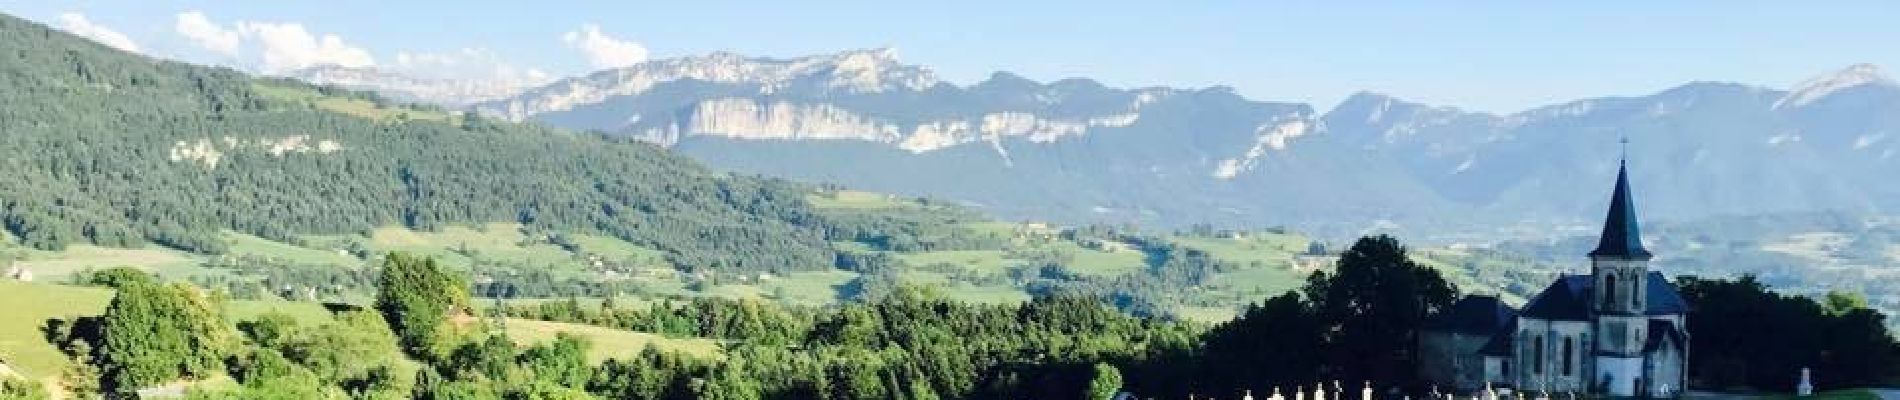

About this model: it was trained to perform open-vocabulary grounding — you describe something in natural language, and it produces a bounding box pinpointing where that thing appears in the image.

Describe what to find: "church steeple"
[1590,160,1651,259]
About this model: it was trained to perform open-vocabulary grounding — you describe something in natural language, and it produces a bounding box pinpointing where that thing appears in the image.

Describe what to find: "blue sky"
[5,1,1898,112]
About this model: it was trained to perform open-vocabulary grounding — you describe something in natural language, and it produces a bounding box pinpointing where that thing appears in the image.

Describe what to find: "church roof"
[1644,319,1687,352]
[1478,319,1518,357]
[1589,162,1652,259]
[1425,295,1518,335]
[1520,275,1594,320]
[1518,272,1689,321]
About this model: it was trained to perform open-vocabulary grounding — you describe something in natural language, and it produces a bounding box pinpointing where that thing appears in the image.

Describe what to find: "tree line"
[21,237,1897,399]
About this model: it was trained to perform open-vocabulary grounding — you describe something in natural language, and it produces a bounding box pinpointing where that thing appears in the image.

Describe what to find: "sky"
[5,1,1899,113]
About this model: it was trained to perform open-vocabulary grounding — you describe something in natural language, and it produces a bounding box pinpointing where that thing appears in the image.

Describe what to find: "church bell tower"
[1590,159,1652,396]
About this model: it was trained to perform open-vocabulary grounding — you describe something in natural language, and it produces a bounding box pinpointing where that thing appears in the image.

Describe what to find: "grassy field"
[564,232,669,266]
[0,280,721,386]
[220,231,361,266]
[938,283,1033,305]
[361,223,576,267]
[503,318,722,362]
[893,250,1013,274]
[0,281,114,380]
[1044,241,1146,278]
[3,245,199,281]
[252,82,454,123]
[806,190,911,210]
[1170,233,1308,268]
[756,270,858,306]
[0,281,338,381]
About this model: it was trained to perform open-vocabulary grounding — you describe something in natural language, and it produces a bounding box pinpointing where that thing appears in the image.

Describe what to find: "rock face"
[446,52,1900,237]
[474,48,939,122]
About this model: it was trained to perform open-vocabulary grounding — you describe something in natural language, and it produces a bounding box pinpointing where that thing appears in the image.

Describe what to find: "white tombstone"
[1797,367,1814,396]
[1297,386,1305,400]
[1245,389,1256,400]
[1270,387,1286,400]
[1314,383,1326,400]
[1362,381,1372,400]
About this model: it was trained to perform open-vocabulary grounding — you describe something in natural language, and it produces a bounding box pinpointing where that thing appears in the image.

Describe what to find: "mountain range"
[321,49,1900,240]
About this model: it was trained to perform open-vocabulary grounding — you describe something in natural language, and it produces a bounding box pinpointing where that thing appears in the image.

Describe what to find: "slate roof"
[1589,162,1653,259]
[1478,319,1518,357]
[1643,319,1687,352]
[1426,295,1519,335]
[1518,272,1689,321]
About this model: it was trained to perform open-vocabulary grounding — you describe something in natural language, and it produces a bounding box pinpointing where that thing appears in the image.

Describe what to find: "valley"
[0,7,1896,399]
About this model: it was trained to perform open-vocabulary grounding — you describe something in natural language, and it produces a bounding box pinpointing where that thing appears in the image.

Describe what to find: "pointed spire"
[1589,159,1652,259]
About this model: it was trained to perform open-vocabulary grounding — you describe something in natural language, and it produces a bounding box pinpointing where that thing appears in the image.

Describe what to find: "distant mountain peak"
[476,48,940,121]
[1774,63,1895,110]
[286,64,537,107]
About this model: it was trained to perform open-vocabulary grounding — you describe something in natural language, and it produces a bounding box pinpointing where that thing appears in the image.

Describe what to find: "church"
[1421,161,1690,397]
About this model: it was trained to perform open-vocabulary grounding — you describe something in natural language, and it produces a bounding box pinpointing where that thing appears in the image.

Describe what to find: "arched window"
[1562,337,1574,375]
[1631,277,1642,309]
[1532,334,1544,374]
[1603,274,1618,309]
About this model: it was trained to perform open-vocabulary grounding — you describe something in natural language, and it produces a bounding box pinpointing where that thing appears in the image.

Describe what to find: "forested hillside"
[0,14,845,273]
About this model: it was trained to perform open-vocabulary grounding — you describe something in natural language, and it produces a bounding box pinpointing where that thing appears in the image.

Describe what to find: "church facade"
[1425,162,1690,397]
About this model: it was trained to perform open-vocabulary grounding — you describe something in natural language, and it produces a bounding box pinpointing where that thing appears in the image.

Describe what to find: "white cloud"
[57,13,140,53]
[235,21,375,73]
[175,11,240,56]
[562,24,647,70]
[168,12,375,73]
[163,12,553,94]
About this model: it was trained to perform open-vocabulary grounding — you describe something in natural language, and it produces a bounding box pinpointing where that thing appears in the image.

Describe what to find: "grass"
[806,190,910,210]
[756,270,858,306]
[893,250,1012,274]
[1413,249,1535,305]
[362,223,579,268]
[1735,389,1883,400]
[936,283,1031,305]
[565,233,668,266]
[219,231,360,266]
[2,244,198,280]
[0,281,114,380]
[0,281,340,381]
[0,279,718,387]
[1044,241,1146,278]
[502,318,722,362]
[963,221,1036,238]
[1170,233,1308,268]
[897,271,1029,304]
[252,82,454,123]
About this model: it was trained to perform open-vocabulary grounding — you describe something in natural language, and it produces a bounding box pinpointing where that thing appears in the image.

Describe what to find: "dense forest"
[0,13,947,274]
